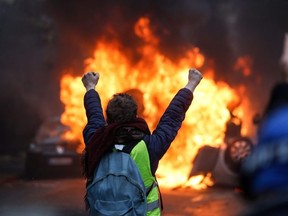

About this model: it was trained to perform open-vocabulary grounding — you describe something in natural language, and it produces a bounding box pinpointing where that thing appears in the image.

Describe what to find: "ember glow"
[60,17,250,188]
[234,55,253,77]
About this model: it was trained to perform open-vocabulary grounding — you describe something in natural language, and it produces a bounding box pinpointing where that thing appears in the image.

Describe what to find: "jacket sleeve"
[143,88,193,174]
[82,89,106,146]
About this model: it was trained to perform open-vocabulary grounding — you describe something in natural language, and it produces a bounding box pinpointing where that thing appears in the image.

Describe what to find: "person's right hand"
[188,68,202,84]
[82,72,100,91]
[185,68,203,93]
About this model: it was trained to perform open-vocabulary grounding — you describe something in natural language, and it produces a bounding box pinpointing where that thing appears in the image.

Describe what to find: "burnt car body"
[188,115,254,187]
[25,116,82,179]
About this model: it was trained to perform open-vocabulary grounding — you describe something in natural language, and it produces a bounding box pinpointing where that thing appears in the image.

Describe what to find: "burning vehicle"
[188,113,254,188]
[25,116,82,179]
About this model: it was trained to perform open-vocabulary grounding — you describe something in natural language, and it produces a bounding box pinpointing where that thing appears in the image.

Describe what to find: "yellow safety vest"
[130,140,162,216]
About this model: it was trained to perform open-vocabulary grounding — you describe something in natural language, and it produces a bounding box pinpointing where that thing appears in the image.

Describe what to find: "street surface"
[0,178,247,216]
[0,156,247,216]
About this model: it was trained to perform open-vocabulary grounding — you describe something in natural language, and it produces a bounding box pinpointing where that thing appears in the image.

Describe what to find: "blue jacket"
[245,105,288,196]
[83,88,193,175]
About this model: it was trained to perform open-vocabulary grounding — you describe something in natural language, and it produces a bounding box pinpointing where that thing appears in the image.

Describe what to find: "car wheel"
[224,137,254,173]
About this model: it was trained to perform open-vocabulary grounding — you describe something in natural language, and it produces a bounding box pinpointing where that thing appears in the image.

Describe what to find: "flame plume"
[60,17,247,188]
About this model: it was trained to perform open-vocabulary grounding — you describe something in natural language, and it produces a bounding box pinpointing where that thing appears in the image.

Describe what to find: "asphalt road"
[0,155,248,216]
[0,178,247,216]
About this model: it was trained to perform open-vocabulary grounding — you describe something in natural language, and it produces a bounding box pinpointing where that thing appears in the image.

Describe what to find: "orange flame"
[234,55,253,77]
[60,17,250,188]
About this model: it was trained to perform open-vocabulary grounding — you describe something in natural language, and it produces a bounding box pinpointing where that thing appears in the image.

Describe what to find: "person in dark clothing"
[239,68,288,216]
[81,68,203,215]
[239,104,288,216]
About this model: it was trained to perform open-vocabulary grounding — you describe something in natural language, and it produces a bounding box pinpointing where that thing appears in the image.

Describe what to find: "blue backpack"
[86,151,147,216]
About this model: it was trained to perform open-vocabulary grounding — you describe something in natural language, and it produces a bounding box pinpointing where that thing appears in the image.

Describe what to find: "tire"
[224,137,254,173]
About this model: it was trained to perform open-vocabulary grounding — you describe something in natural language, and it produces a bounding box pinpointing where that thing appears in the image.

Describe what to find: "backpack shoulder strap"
[121,140,140,154]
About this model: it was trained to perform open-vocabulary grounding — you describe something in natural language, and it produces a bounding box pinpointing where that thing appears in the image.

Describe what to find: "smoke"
[47,0,288,74]
[281,33,288,70]
[47,0,288,111]
[46,0,211,69]
[0,0,62,154]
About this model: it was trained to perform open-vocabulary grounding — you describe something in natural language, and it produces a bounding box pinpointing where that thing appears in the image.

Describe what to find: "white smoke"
[281,33,288,71]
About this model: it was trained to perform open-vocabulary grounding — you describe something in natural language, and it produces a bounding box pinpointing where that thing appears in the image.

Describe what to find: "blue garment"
[83,88,193,176]
[242,105,288,196]
[258,105,288,144]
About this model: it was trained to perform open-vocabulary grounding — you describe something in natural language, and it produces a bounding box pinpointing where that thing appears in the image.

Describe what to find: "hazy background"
[1,0,287,155]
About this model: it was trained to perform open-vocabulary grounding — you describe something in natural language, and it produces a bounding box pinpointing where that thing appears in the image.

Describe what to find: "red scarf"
[82,117,150,179]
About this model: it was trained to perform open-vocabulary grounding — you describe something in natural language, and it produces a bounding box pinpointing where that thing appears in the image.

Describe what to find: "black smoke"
[47,0,288,108]
[0,0,62,154]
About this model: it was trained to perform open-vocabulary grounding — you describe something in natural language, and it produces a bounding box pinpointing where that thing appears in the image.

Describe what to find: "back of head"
[106,93,138,124]
[264,82,288,116]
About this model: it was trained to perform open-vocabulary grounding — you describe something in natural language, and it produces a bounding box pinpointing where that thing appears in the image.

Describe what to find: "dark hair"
[106,93,138,124]
[264,82,288,116]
